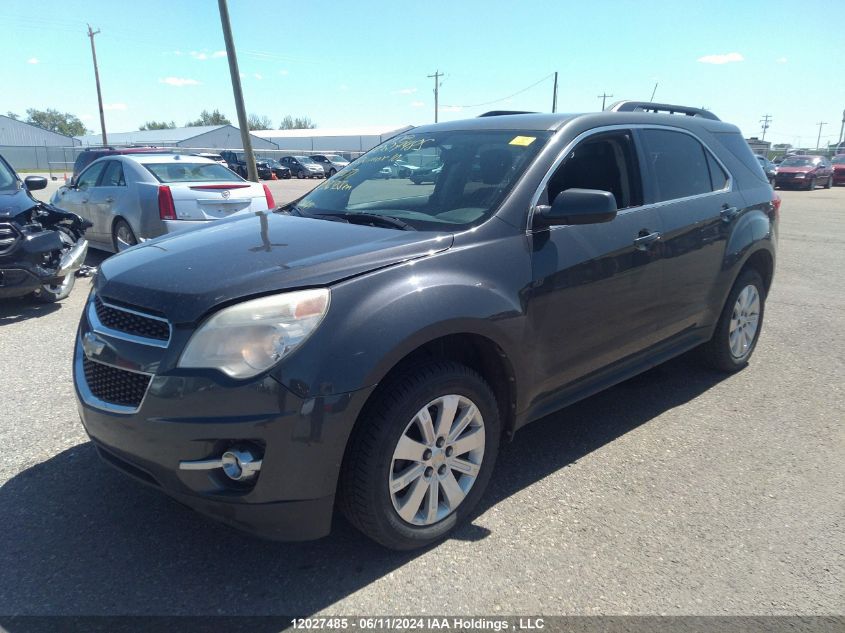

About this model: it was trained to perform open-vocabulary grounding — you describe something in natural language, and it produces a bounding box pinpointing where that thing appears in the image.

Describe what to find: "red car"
[832,155,845,186]
[774,155,834,190]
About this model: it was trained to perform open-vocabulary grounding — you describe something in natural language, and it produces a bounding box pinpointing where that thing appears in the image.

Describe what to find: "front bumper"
[73,293,374,541]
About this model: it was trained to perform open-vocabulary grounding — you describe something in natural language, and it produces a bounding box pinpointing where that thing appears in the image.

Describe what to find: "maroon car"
[774,155,834,190]
[832,155,845,186]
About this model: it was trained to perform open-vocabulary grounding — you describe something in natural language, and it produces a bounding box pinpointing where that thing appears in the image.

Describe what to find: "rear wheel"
[700,268,765,373]
[112,218,138,253]
[328,168,336,177]
[824,176,833,189]
[339,361,500,550]
[297,171,305,179]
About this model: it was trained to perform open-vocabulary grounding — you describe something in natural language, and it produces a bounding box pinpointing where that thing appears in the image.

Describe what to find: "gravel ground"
[0,186,842,617]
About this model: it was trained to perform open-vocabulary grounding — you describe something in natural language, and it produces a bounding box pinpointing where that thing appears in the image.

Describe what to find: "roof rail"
[607,101,720,121]
[478,110,537,117]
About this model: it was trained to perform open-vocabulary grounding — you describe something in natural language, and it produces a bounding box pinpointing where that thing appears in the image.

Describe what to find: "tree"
[185,109,231,127]
[6,111,20,120]
[25,108,88,136]
[139,120,176,131]
[279,115,316,130]
[247,113,273,131]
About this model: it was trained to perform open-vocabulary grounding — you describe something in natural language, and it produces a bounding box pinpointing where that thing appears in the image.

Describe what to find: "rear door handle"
[720,206,739,223]
[634,230,661,250]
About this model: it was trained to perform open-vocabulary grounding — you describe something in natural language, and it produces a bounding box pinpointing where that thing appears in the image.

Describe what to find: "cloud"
[697,52,744,64]
[410,101,425,108]
[439,105,463,113]
[103,103,128,111]
[27,57,39,64]
[190,51,208,60]
[776,56,787,64]
[159,76,200,87]
[395,87,418,95]
[254,73,263,80]
[212,50,227,58]
[278,69,289,76]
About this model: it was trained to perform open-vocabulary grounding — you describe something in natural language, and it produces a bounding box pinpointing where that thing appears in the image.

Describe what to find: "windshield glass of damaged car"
[293,131,551,230]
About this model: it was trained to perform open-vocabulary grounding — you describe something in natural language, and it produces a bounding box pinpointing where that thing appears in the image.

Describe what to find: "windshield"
[780,157,815,167]
[295,156,316,164]
[291,130,551,231]
[145,162,243,183]
[0,158,18,191]
[832,156,845,164]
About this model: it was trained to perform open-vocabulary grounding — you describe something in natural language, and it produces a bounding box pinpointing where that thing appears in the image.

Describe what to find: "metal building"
[252,125,413,153]
[0,114,81,147]
[75,124,278,150]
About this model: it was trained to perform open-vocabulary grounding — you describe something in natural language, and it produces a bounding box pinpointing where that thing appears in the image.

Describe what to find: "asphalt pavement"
[0,186,842,617]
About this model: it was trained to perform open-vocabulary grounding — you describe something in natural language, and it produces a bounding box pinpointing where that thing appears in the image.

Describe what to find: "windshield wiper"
[323,212,417,231]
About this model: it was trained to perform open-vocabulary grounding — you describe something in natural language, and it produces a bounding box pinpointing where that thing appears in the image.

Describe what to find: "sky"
[2,0,844,148]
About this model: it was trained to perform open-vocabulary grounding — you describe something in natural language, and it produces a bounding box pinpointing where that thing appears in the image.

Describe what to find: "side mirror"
[24,175,48,191]
[536,188,618,227]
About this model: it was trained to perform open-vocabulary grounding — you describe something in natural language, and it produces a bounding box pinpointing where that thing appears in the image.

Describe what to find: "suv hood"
[0,188,37,219]
[96,211,453,323]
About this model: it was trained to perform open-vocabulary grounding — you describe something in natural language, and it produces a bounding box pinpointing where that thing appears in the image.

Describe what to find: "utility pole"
[816,121,826,151]
[838,108,845,147]
[87,24,107,146]
[552,72,558,113]
[597,92,613,111]
[760,114,772,142]
[650,82,658,102]
[218,0,258,182]
[427,70,442,123]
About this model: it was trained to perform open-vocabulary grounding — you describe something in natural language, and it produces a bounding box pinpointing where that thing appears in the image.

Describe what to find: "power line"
[441,73,555,109]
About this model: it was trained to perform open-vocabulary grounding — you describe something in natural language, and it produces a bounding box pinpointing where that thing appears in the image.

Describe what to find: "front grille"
[94,296,170,341]
[0,223,19,255]
[82,357,152,408]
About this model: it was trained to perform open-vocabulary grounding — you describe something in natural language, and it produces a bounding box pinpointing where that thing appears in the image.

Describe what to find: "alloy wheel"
[728,284,760,359]
[388,394,485,526]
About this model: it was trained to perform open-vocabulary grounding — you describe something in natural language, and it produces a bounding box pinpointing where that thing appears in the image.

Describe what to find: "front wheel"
[824,176,833,189]
[700,269,765,372]
[806,177,816,190]
[339,361,501,550]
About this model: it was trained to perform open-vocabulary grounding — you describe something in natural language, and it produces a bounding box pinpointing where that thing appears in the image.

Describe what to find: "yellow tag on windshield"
[509,136,536,146]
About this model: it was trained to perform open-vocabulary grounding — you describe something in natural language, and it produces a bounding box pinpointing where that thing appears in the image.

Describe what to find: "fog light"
[221,447,262,481]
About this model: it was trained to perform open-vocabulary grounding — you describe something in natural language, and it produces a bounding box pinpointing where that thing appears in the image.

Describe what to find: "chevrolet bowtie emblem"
[82,331,106,358]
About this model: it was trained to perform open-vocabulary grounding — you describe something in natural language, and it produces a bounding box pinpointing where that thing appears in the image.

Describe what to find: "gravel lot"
[0,185,842,617]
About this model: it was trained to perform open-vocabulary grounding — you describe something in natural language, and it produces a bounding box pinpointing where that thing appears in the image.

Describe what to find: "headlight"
[178,288,330,379]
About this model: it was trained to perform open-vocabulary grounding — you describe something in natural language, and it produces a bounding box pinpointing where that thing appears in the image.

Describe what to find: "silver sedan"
[51,154,275,252]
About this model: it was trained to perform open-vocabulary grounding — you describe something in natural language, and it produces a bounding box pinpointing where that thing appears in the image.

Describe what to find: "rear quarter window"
[713,132,768,183]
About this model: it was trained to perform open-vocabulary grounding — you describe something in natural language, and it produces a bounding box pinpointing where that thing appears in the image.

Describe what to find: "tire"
[700,268,766,373]
[112,218,138,253]
[824,176,833,189]
[297,171,305,179]
[32,273,75,303]
[328,169,336,177]
[806,177,816,190]
[339,360,501,550]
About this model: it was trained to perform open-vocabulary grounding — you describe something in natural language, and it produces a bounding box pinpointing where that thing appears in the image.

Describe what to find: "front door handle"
[720,205,739,223]
[634,230,661,250]
[105,197,114,203]
[81,198,89,203]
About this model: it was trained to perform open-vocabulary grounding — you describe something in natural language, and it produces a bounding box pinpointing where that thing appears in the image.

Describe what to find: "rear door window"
[640,129,716,202]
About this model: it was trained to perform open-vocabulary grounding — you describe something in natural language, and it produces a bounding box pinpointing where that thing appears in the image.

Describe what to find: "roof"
[120,153,217,165]
[252,125,412,139]
[0,114,81,145]
[75,125,229,145]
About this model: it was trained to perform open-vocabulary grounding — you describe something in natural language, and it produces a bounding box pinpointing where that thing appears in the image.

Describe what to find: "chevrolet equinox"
[75,102,779,549]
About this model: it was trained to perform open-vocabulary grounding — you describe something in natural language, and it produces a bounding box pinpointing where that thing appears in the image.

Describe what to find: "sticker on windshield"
[509,136,536,147]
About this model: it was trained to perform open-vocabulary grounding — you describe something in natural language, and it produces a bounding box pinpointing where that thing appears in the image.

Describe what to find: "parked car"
[279,155,325,178]
[774,155,834,190]
[72,147,169,178]
[378,161,421,179]
[0,153,88,302]
[832,155,845,186]
[410,163,443,184]
[259,159,291,180]
[193,153,229,167]
[73,102,778,550]
[52,154,275,252]
[755,155,776,184]
[219,150,248,177]
[253,160,274,180]
[309,154,350,177]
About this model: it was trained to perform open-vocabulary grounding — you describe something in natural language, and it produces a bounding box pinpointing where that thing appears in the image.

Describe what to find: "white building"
[251,125,413,153]
[0,114,81,147]
[75,124,278,150]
